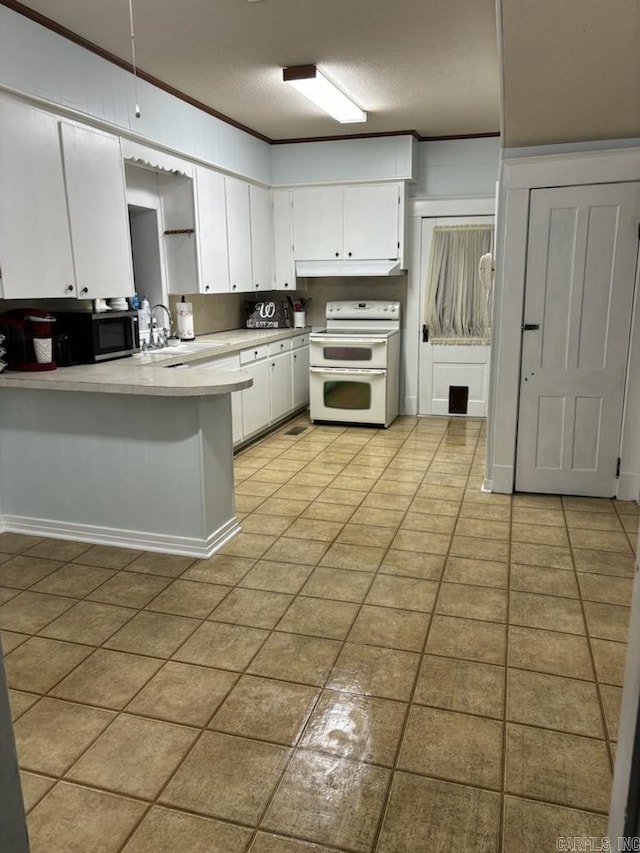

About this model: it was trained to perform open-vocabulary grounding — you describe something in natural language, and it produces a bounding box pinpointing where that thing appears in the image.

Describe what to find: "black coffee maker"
[0,308,57,371]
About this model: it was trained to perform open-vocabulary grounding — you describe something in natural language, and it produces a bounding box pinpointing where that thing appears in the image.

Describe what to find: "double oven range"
[309,300,401,428]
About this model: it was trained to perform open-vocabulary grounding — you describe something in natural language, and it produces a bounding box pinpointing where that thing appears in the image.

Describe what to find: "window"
[425,224,494,342]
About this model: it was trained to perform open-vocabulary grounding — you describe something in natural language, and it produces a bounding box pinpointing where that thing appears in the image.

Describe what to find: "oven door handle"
[311,336,389,346]
[309,367,387,376]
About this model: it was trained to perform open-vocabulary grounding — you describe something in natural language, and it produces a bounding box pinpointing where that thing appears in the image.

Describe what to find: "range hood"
[295,259,404,277]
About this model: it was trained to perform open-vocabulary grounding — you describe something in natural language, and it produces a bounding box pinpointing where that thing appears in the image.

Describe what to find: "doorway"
[515,182,640,496]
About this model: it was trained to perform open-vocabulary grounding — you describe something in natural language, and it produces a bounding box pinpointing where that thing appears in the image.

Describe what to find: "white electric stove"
[309,300,401,428]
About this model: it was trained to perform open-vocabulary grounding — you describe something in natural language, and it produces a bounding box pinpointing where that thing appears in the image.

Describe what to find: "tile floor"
[0,414,636,853]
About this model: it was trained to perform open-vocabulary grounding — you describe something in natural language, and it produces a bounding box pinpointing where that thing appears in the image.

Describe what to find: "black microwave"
[55,310,139,363]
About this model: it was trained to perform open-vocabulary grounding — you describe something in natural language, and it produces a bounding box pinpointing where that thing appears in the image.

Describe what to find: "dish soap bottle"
[139,295,151,346]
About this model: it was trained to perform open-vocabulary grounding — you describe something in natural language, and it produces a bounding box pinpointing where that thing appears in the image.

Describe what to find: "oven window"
[323,346,372,361]
[96,319,131,353]
[324,380,371,410]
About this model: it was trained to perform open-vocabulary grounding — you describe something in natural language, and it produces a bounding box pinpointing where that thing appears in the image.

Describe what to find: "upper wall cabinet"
[250,184,274,292]
[291,183,402,262]
[194,166,230,294]
[0,98,133,300]
[273,188,296,290]
[225,177,253,293]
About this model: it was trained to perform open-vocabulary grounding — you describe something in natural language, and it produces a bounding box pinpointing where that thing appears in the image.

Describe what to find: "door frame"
[486,147,640,497]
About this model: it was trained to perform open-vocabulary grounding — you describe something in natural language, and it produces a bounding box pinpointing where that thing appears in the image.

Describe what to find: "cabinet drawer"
[291,334,309,349]
[268,338,292,356]
[240,344,269,365]
[192,354,240,371]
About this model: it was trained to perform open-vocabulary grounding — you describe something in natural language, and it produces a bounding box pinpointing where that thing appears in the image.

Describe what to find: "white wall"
[411,138,501,197]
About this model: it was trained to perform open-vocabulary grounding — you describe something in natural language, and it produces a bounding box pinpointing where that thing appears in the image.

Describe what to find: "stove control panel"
[325,301,400,321]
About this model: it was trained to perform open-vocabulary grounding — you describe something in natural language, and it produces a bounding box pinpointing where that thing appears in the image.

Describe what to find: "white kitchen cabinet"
[291,182,402,262]
[60,122,134,299]
[272,188,296,290]
[250,185,274,291]
[269,339,293,422]
[0,98,75,299]
[241,358,270,438]
[161,172,199,295]
[194,167,230,294]
[292,339,310,409]
[226,177,253,293]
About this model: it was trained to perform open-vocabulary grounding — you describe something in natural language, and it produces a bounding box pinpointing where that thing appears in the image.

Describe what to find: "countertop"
[0,327,311,397]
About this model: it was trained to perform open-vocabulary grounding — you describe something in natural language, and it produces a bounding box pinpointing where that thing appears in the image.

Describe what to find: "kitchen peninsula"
[0,352,252,559]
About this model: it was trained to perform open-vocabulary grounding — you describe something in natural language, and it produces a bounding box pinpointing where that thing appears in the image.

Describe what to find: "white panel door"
[225,177,253,293]
[195,167,230,294]
[343,184,400,260]
[516,182,640,496]
[292,187,343,260]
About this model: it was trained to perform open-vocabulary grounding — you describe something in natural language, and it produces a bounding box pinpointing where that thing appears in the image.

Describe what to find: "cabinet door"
[161,173,199,296]
[273,189,296,291]
[250,185,274,292]
[60,122,134,299]
[0,99,75,299]
[226,177,253,293]
[270,351,293,422]
[343,184,400,260]
[241,359,270,437]
[195,167,230,294]
[292,345,310,408]
[292,187,343,260]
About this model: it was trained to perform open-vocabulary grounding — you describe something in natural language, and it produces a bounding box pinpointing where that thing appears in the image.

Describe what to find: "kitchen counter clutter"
[0,327,310,559]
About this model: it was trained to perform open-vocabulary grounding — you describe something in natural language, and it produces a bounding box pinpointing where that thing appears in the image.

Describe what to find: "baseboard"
[481,479,493,493]
[0,514,241,559]
[617,472,640,503]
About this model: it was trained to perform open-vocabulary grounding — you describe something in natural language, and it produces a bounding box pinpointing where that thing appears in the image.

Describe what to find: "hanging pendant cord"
[128,0,141,117]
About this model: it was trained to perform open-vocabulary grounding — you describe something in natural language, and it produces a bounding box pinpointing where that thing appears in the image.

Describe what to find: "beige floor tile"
[129,660,238,725]
[87,571,171,608]
[0,532,46,555]
[277,596,358,640]
[210,587,293,629]
[248,632,341,686]
[50,648,162,709]
[362,492,414,512]
[583,601,630,642]
[365,574,438,613]
[502,796,608,853]
[562,496,615,513]
[261,537,330,566]
[409,497,461,517]
[591,639,628,685]
[510,542,573,569]
[512,495,562,512]
[274,484,326,502]
[336,523,396,548]
[9,689,39,721]
[124,552,195,578]
[301,502,356,523]
[220,532,278,559]
[300,567,374,603]
[27,782,146,853]
[565,511,624,531]
[391,529,451,555]
[509,591,585,635]
[20,771,56,813]
[508,626,595,680]
[262,749,390,853]
[0,591,76,634]
[443,556,508,588]
[31,563,116,598]
[235,479,281,497]
[569,528,632,553]
[14,698,115,776]
[327,642,420,701]
[210,674,319,745]
[426,615,506,665]
[416,483,466,502]
[399,705,503,789]
[422,472,468,487]
[284,518,345,542]
[371,478,420,495]
[254,498,311,517]
[401,512,457,535]
[251,833,344,853]
[450,536,509,562]
[299,688,406,765]
[123,807,252,853]
[506,669,604,737]
[511,506,565,526]
[511,522,569,546]
[104,611,200,658]
[377,772,500,853]
[459,501,511,522]
[72,544,142,570]
[505,723,611,811]
[172,621,267,671]
[320,542,386,572]
[510,564,579,598]
[67,713,197,800]
[331,475,377,493]
[573,548,635,577]
[38,601,135,646]
[0,555,64,590]
[161,731,289,824]
[239,514,295,536]
[182,555,255,586]
[616,499,640,515]
[600,684,622,741]
[5,637,92,694]
[145,579,231,618]
[348,506,405,528]
[454,517,510,541]
[251,468,295,484]
[2,629,28,653]
[436,583,507,623]
[414,655,505,719]
[288,472,336,489]
[316,487,366,507]
[379,549,445,581]
[0,587,18,606]
[621,514,640,534]
[239,560,314,594]
[348,604,429,652]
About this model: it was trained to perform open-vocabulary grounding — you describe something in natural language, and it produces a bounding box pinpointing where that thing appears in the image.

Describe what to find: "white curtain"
[425,225,494,341]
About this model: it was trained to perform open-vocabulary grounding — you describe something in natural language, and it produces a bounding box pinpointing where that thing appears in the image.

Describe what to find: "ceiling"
[6,0,640,147]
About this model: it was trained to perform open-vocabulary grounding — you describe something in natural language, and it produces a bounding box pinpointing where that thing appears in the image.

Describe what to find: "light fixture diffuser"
[283,65,367,124]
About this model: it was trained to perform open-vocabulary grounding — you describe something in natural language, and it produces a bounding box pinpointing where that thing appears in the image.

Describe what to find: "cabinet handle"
[81,287,88,294]
[65,285,74,293]
[205,285,210,292]
[284,282,289,288]
[348,252,352,257]
[232,284,237,290]
[254,350,258,356]
[255,283,260,289]
[335,252,339,257]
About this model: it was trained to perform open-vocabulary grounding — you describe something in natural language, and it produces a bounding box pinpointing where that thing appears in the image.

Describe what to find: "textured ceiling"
[8,0,501,141]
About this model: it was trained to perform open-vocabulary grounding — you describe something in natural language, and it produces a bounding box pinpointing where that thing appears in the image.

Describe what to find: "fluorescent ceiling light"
[283,65,367,124]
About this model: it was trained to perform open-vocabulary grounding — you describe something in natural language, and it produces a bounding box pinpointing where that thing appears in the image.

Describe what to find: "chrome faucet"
[150,304,173,348]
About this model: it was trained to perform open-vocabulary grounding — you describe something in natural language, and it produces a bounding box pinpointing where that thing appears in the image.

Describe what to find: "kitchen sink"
[139,341,226,356]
